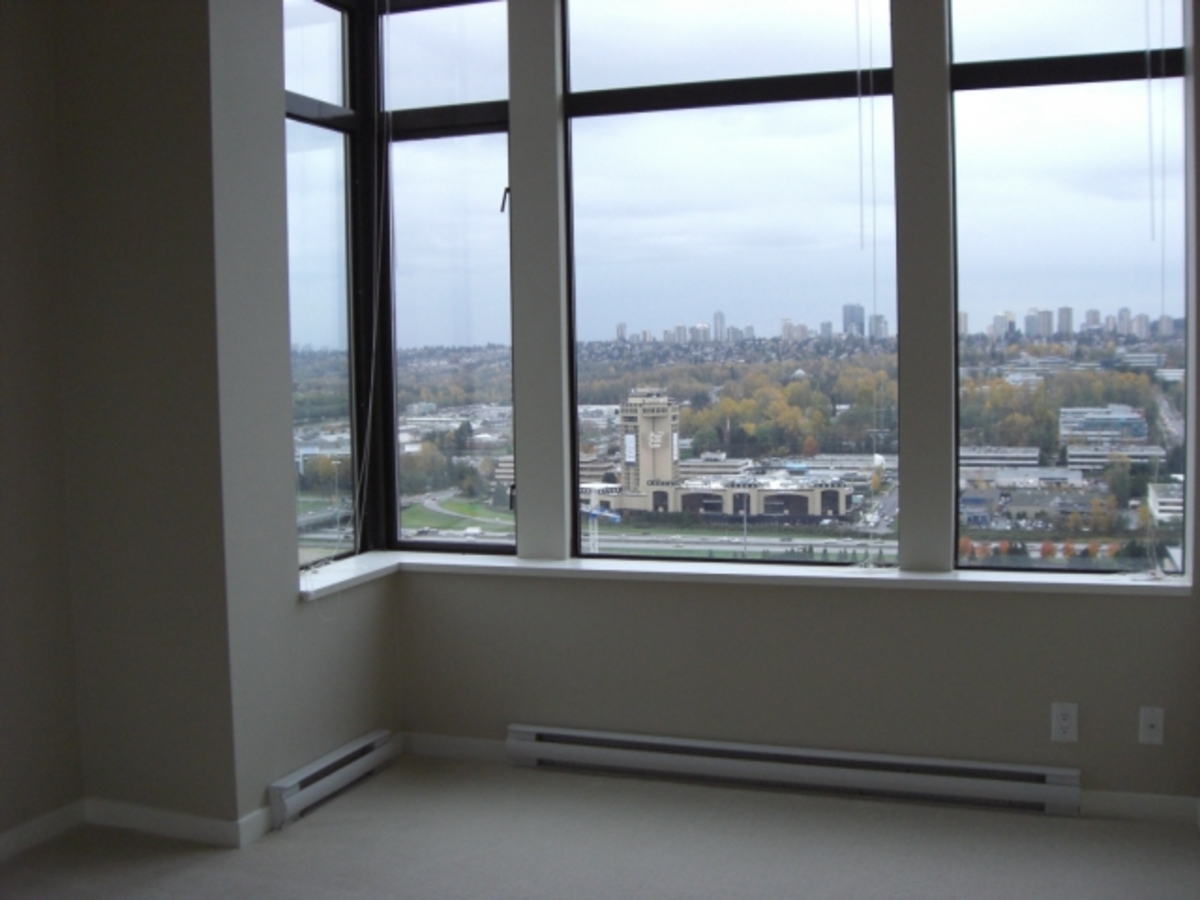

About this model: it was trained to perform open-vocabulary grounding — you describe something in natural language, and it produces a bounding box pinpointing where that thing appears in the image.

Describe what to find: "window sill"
[299,550,1193,600]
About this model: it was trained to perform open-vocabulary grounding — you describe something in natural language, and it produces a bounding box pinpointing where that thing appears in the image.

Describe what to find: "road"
[1157,395,1184,447]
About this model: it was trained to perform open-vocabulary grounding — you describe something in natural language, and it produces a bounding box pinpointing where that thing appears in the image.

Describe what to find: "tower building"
[620,388,679,494]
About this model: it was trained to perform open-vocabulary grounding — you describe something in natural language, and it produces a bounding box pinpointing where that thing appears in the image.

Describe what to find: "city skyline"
[605,301,1183,347]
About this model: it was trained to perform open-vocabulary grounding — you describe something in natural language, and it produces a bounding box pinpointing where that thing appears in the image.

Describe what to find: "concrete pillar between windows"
[891,0,957,571]
[507,0,573,559]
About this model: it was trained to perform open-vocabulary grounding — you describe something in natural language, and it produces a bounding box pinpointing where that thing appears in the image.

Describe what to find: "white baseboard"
[402,732,508,764]
[84,799,242,848]
[0,801,85,864]
[235,806,272,846]
[0,798,270,862]
[1081,790,1199,825]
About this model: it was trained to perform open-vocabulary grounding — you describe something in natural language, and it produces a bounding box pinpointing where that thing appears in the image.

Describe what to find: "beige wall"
[56,0,239,820]
[1,0,397,834]
[397,573,1200,796]
[0,1,83,834]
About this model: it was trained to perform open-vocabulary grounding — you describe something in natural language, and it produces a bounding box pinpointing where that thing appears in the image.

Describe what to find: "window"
[952,0,1187,574]
[285,0,357,567]
[568,2,899,563]
[385,1,516,552]
[284,0,1193,584]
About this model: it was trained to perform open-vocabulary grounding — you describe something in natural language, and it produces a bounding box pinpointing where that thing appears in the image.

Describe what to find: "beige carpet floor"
[3,756,1200,899]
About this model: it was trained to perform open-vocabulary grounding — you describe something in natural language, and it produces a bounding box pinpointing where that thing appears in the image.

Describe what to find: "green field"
[441,498,515,528]
[400,505,469,531]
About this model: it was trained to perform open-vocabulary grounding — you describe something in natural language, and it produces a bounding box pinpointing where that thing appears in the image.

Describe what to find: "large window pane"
[383,2,508,110]
[286,121,355,566]
[284,0,345,106]
[955,80,1187,574]
[952,0,1182,63]
[572,99,898,563]
[392,134,515,547]
[568,0,891,93]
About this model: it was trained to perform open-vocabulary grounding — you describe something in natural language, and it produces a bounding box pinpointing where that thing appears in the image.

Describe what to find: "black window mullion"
[345,1,397,552]
[567,68,894,119]
[387,100,509,141]
[951,47,1184,92]
[286,91,358,131]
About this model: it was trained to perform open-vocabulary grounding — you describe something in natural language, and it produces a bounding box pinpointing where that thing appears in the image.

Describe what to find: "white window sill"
[299,550,1193,601]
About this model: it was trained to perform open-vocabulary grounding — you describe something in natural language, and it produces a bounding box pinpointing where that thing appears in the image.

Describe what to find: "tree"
[1138,503,1152,533]
[958,537,974,559]
[1040,540,1057,561]
[802,435,819,457]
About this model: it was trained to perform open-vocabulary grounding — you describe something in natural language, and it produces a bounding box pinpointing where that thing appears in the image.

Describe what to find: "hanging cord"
[868,0,878,327]
[1145,0,1157,241]
[855,0,864,249]
[1159,0,1168,317]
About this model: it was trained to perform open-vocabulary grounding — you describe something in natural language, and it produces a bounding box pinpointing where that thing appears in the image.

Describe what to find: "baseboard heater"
[268,729,395,830]
[507,725,1080,816]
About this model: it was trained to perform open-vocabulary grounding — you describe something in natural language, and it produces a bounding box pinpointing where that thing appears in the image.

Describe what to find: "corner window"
[282,0,1192,586]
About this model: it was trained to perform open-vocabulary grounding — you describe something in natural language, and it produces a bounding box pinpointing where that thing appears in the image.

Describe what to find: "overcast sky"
[285,0,1185,350]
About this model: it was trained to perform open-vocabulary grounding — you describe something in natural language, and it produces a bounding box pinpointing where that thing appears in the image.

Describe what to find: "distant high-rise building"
[1117,307,1132,335]
[869,314,889,340]
[674,324,687,344]
[1024,310,1041,338]
[616,322,627,341]
[727,326,744,342]
[713,311,726,342]
[1158,314,1175,338]
[957,311,968,336]
[1085,309,1101,329]
[843,303,865,337]
[1038,309,1054,338]
[796,323,809,341]
[743,325,755,340]
[820,321,833,339]
[1057,306,1073,336]
[1104,314,1117,333]
[781,318,794,341]
[1131,313,1150,339]
[993,314,1010,340]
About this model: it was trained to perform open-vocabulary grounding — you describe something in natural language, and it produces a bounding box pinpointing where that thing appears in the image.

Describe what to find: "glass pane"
[569,0,891,93]
[392,134,515,547]
[384,2,508,110]
[952,0,1183,63]
[572,99,898,563]
[284,0,345,106]
[955,80,1186,575]
[286,121,355,566]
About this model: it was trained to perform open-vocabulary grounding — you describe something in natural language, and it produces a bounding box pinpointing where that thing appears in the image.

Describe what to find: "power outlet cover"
[1139,707,1164,745]
[1051,702,1078,743]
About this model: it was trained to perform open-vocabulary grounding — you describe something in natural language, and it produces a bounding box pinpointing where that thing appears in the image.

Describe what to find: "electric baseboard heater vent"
[507,725,1080,816]
[268,729,395,830]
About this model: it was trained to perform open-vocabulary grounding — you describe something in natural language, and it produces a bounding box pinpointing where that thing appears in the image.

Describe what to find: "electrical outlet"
[1051,702,1078,743]
[1139,707,1164,745]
